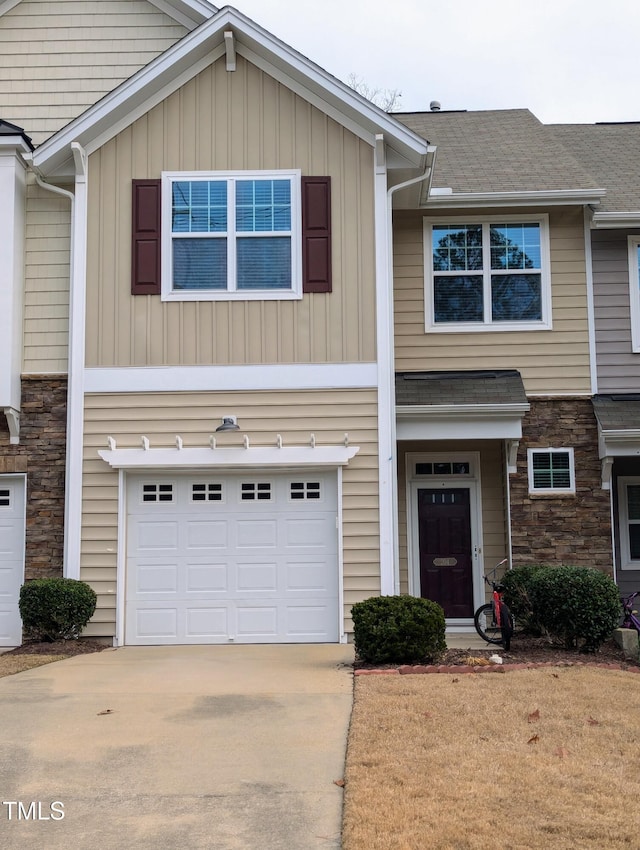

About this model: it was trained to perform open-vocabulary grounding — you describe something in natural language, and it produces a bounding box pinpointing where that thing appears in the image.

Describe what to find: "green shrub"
[19,578,97,642]
[528,566,621,651]
[351,595,446,664]
[500,564,548,635]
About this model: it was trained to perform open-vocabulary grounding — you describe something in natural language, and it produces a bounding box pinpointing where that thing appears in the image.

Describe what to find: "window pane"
[627,485,640,521]
[236,180,291,233]
[173,238,227,290]
[434,275,483,322]
[172,181,227,233]
[630,525,640,559]
[237,237,291,290]
[490,223,541,270]
[432,225,483,271]
[532,451,571,489]
[491,274,542,322]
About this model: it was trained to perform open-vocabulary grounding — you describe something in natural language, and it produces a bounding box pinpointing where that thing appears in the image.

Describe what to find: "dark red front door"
[418,488,473,618]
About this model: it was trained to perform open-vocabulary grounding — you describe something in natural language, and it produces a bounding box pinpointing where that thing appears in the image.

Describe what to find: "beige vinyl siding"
[593,229,640,392]
[0,0,187,146]
[397,440,507,598]
[81,388,380,638]
[85,54,376,368]
[23,181,70,372]
[394,207,591,395]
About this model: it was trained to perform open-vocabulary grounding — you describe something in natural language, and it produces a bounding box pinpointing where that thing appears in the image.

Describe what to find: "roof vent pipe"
[430,101,441,111]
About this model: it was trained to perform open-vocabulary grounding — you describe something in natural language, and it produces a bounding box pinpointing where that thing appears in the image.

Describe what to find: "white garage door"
[0,477,26,646]
[126,472,340,644]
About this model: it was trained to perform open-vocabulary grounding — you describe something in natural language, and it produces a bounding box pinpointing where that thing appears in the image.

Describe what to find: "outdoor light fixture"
[215,416,239,432]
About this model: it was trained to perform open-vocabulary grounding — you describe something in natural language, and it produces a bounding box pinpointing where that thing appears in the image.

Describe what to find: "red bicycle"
[473,559,515,650]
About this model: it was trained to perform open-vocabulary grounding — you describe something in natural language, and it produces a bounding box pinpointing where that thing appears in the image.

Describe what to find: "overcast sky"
[233,0,639,125]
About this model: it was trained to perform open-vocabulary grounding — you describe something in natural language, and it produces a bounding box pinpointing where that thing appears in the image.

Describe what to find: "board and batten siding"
[397,440,507,598]
[23,181,71,373]
[393,207,591,395]
[0,0,187,146]
[80,388,380,638]
[85,55,376,368]
[592,229,640,393]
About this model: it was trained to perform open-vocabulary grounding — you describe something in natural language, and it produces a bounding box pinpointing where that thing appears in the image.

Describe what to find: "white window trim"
[423,213,552,333]
[161,169,302,302]
[527,447,575,495]
[627,237,640,352]
[617,476,640,570]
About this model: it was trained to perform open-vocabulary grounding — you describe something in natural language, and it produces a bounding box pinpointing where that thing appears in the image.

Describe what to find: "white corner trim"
[584,207,598,394]
[628,236,640,353]
[98,444,360,470]
[84,363,377,393]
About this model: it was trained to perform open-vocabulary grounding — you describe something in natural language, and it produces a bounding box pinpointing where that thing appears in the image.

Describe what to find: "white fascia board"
[396,403,530,420]
[98,445,360,470]
[84,363,377,393]
[598,428,640,459]
[423,188,605,209]
[0,136,33,156]
[592,211,640,229]
[33,7,429,178]
[148,0,217,29]
[396,418,523,441]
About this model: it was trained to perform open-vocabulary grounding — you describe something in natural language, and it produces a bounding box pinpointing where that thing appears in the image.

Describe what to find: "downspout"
[379,141,436,595]
[32,142,87,580]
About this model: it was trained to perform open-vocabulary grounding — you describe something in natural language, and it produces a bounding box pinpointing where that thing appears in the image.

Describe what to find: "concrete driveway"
[0,644,354,850]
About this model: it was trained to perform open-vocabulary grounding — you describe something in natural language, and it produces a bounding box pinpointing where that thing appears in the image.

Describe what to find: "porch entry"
[417,488,474,618]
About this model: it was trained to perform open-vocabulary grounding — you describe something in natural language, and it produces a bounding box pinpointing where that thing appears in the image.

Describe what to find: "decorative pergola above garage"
[98,434,359,470]
[592,395,640,489]
[395,370,530,472]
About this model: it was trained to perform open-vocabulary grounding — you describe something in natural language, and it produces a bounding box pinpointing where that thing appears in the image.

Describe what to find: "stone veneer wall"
[0,376,66,578]
[510,398,612,573]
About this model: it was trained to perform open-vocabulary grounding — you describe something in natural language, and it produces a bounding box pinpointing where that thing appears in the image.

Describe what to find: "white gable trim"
[0,0,21,16]
[32,7,429,177]
[148,0,217,29]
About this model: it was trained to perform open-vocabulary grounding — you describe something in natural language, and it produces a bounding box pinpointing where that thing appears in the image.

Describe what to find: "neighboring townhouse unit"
[550,122,640,597]
[390,109,612,627]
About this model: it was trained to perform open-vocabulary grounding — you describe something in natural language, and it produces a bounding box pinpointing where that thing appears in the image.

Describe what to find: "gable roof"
[395,370,528,408]
[395,109,604,207]
[549,122,640,224]
[30,5,430,178]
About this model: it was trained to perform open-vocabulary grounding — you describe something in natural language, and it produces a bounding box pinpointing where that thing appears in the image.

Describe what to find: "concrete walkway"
[0,644,354,850]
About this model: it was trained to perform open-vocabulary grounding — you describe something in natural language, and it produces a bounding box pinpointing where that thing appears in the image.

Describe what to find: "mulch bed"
[354,635,640,673]
[3,639,109,657]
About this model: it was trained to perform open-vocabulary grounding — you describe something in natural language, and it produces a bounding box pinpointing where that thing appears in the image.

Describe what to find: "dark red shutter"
[132,179,161,295]
[302,176,331,293]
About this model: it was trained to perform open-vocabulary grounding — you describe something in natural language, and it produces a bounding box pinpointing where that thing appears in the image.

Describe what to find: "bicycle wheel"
[474,603,503,644]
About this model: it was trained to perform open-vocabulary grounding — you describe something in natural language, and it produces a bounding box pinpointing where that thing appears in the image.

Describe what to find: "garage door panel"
[185,607,228,637]
[0,478,26,645]
[133,521,179,553]
[236,562,278,592]
[186,521,228,549]
[185,562,229,593]
[133,563,178,595]
[126,472,339,645]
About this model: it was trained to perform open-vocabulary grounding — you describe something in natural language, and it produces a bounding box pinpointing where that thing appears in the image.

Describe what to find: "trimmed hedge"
[19,578,97,642]
[352,595,446,664]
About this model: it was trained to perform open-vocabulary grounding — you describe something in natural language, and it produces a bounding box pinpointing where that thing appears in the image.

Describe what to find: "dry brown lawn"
[342,668,640,850]
[0,653,70,677]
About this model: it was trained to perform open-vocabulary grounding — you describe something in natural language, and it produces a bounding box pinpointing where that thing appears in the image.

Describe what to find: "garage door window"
[241,482,272,500]
[290,482,321,500]
[142,483,174,503]
[0,488,10,506]
[191,482,223,502]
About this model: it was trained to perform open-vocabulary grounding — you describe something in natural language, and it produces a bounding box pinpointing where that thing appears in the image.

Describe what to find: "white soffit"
[32,7,430,178]
[99,444,360,470]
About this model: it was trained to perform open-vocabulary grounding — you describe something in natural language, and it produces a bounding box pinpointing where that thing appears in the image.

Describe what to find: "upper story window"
[423,215,551,332]
[161,170,301,301]
[627,237,640,352]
